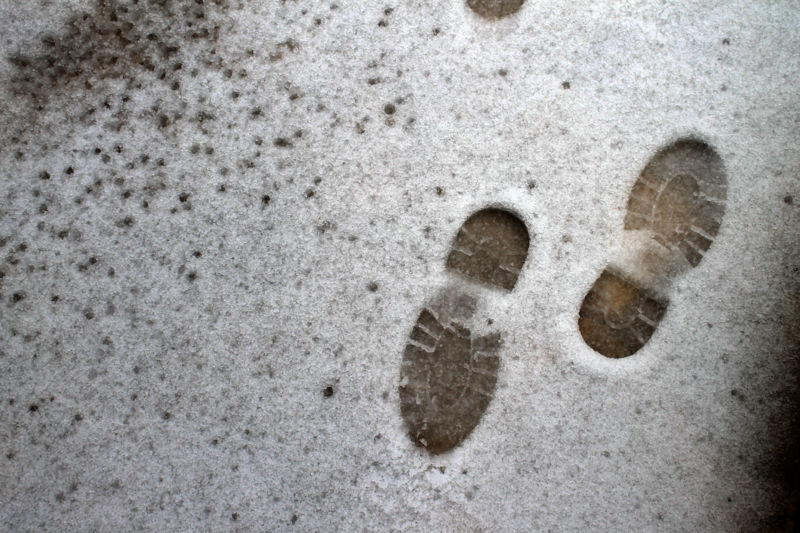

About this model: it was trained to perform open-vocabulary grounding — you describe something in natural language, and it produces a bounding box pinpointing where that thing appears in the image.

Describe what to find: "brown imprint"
[445,208,529,291]
[399,308,502,454]
[400,208,529,453]
[466,0,525,19]
[579,138,727,358]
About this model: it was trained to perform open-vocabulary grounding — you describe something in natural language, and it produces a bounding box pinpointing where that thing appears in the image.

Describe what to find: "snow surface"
[0,0,798,531]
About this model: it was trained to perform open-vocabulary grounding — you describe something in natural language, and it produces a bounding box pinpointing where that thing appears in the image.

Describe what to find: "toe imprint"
[399,307,502,454]
[624,139,727,266]
[580,138,727,358]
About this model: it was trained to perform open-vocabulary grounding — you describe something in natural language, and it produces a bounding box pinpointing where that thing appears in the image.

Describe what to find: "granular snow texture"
[0,1,798,531]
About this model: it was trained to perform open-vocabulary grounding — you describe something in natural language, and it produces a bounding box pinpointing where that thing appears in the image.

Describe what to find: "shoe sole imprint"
[579,138,727,358]
[467,0,525,19]
[399,208,529,454]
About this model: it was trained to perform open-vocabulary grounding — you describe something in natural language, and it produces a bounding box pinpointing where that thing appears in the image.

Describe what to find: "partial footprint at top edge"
[579,139,727,358]
[467,0,525,19]
[399,208,529,454]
